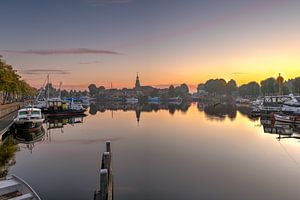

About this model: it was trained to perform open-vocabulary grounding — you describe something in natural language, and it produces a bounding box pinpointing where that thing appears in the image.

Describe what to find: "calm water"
[8,103,300,200]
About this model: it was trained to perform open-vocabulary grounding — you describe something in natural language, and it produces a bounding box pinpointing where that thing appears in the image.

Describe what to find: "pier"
[94,141,114,200]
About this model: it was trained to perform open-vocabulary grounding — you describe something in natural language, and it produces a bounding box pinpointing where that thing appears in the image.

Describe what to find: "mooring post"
[106,141,111,153]
[102,152,111,172]
[100,169,109,200]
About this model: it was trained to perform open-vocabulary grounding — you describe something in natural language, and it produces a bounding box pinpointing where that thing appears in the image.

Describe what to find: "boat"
[80,96,91,107]
[148,97,160,104]
[274,114,300,124]
[235,98,251,107]
[0,174,41,200]
[168,97,182,104]
[281,94,300,114]
[13,108,44,132]
[42,98,86,117]
[126,97,138,104]
[259,96,288,114]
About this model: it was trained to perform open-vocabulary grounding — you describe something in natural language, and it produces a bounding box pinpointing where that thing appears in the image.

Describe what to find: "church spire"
[135,73,141,89]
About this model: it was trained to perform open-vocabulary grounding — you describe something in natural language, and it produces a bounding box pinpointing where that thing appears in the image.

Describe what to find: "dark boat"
[42,98,86,117]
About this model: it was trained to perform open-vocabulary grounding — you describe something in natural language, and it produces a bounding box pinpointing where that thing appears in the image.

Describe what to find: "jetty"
[94,141,113,200]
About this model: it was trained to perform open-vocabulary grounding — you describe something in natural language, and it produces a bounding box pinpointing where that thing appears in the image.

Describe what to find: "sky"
[0,0,299,91]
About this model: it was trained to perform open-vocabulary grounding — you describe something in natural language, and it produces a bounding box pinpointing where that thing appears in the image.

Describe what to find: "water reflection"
[7,103,300,199]
[260,116,300,141]
[0,137,17,178]
[197,102,258,121]
[45,115,86,131]
[14,126,46,153]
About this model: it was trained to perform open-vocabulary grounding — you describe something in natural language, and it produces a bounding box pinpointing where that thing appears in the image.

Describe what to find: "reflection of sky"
[0,0,300,90]
[9,104,300,199]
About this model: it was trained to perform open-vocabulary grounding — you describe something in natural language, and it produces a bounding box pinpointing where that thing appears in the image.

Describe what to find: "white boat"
[80,96,91,107]
[274,114,300,124]
[14,108,44,130]
[235,98,251,107]
[282,94,300,114]
[126,97,138,104]
[0,174,41,200]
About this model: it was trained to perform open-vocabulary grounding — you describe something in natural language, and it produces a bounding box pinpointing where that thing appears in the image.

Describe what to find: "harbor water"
[6,103,300,200]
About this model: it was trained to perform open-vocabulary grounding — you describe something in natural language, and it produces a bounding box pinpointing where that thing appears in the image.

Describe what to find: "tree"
[260,78,277,95]
[238,81,260,97]
[0,57,35,104]
[179,83,189,94]
[203,79,227,95]
[88,84,98,97]
[168,85,175,97]
[227,79,237,95]
[292,77,300,94]
[197,83,204,93]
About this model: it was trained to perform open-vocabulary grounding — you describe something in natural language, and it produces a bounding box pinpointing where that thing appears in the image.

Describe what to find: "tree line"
[197,76,300,97]
[0,56,36,104]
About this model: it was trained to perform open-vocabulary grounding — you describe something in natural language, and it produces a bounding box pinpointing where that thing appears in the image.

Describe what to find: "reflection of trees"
[89,102,191,116]
[204,103,237,121]
[237,106,259,121]
[0,137,17,178]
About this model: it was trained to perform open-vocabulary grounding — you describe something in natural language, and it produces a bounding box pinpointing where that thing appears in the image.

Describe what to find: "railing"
[94,141,113,200]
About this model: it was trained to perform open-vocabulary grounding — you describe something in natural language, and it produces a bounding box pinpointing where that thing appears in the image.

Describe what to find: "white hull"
[14,118,44,125]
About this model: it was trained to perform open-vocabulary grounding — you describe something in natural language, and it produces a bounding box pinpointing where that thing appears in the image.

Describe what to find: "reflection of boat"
[126,97,138,104]
[45,115,86,130]
[274,114,300,124]
[13,108,44,132]
[14,126,45,144]
[262,124,293,135]
[0,174,41,200]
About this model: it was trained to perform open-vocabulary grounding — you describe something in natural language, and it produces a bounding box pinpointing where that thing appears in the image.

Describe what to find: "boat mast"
[58,81,62,99]
[47,74,50,100]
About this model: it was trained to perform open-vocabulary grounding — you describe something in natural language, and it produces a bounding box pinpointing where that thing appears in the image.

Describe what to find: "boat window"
[295,97,300,102]
[19,111,27,115]
[32,111,40,115]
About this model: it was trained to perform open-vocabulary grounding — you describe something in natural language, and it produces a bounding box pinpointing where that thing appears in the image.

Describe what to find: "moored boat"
[274,114,300,124]
[168,97,182,104]
[281,95,300,114]
[126,97,138,104]
[42,98,86,117]
[0,174,41,200]
[13,108,44,132]
[148,96,160,104]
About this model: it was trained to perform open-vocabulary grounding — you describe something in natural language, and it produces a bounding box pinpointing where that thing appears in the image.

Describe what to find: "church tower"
[135,73,141,89]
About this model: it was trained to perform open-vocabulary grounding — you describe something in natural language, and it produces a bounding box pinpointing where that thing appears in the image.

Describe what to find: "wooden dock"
[94,141,113,200]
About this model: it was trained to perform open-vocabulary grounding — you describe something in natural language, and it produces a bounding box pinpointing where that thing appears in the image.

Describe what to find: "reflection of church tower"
[135,73,141,89]
[135,109,141,126]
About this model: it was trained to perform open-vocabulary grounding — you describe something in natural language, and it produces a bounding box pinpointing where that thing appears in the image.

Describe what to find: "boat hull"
[43,109,86,117]
[274,114,300,124]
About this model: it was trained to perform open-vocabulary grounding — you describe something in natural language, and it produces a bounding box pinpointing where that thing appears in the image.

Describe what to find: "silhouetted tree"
[261,78,277,95]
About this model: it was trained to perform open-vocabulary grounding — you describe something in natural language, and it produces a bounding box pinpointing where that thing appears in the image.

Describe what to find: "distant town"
[1,55,300,105]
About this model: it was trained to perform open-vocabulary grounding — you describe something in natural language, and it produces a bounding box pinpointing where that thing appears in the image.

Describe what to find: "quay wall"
[0,103,21,119]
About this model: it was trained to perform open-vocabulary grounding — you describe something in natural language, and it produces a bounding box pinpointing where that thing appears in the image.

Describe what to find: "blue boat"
[148,97,160,104]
